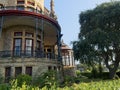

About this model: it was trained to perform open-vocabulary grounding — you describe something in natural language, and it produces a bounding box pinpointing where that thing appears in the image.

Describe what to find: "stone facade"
[0,57,61,78]
[0,0,62,82]
[0,0,44,11]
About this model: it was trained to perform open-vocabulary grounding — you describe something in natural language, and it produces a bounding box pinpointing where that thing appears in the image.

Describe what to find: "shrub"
[15,74,32,87]
[0,84,10,90]
[0,73,3,84]
[91,67,99,78]
[76,70,81,77]
[33,70,58,88]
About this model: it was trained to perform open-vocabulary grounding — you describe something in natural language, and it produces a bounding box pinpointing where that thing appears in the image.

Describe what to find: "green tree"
[73,1,120,79]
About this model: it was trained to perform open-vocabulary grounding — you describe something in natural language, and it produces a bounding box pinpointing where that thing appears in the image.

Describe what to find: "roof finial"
[50,0,55,15]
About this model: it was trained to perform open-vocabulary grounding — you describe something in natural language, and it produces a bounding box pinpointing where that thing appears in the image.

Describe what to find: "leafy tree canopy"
[73,1,120,79]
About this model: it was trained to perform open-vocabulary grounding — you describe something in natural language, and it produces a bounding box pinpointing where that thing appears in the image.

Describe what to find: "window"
[48,66,52,71]
[17,0,25,4]
[5,67,11,83]
[14,32,22,36]
[54,66,56,70]
[58,66,61,71]
[26,67,32,76]
[25,32,33,37]
[15,67,22,77]
[17,6,24,10]
[25,39,33,56]
[13,32,35,57]
[13,38,22,56]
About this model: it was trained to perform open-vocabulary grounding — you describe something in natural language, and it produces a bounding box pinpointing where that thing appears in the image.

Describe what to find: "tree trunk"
[99,60,102,78]
[109,69,117,79]
[104,52,119,79]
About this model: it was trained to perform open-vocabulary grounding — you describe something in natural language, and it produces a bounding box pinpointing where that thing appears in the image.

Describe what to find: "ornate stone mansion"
[0,0,75,82]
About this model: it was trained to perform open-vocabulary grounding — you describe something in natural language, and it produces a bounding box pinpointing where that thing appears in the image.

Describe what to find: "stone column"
[57,32,62,61]
[11,66,15,77]
[22,65,25,74]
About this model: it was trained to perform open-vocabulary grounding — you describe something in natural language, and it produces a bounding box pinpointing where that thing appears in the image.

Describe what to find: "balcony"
[0,50,58,60]
[0,6,56,20]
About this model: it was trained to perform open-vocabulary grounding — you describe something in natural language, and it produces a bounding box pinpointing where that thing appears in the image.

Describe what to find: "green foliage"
[91,67,99,78]
[76,70,81,77]
[33,70,58,88]
[73,1,120,79]
[1,76,120,90]
[4,79,120,90]
[64,76,75,86]
[15,74,32,87]
[0,75,3,84]
[0,84,10,90]
[10,79,40,90]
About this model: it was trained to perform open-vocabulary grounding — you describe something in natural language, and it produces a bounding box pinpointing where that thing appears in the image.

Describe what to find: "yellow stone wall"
[0,0,45,11]
[0,0,16,6]
[0,26,37,51]
[0,25,57,53]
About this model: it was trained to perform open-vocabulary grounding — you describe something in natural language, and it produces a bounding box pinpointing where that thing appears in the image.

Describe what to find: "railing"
[0,5,56,20]
[0,50,58,60]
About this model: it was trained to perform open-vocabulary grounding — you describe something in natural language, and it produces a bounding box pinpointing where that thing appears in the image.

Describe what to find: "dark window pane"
[14,39,22,56]
[25,39,33,56]
[25,33,33,37]
[14,32,22,36]
[15,67,22,77]
[17,1,25,4]
[48,66,52,71]
[5,67,11,83]
[26,67,32,76]
[17,6,24,10]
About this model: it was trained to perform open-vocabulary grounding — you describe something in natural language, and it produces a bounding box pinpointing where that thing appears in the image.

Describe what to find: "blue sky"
[45,0,117,47]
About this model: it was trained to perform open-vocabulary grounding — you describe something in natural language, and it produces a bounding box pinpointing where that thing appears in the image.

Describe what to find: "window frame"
[17,0,25,4]
[25,32,34,37]
[14,32,22,36]
[13,38,22,56]
[26,67,32,76]
[15,67,22,77]
[25,38,33,56]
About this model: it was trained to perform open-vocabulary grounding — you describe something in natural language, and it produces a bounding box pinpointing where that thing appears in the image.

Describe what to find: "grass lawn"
[67,78,120,90]
[0,78,120,90]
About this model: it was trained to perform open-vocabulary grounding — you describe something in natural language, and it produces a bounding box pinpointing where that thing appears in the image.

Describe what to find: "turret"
[50,0,57,20]
[50,0,55,14]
